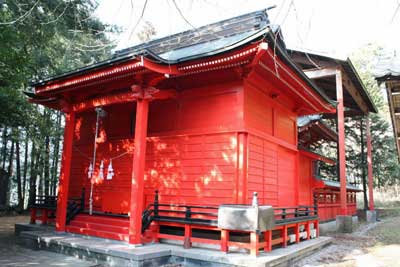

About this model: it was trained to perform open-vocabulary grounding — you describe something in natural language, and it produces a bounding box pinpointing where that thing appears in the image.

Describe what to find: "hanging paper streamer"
[88,163,93,179]
[107,160,114,180]
[99,160,104,180]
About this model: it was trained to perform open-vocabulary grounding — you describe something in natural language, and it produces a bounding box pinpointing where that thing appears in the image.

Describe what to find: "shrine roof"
[298,115,337,148]
[374,52,400,161]
[27,8,335,114]
[321,180,362,192]
[374,52,400,80]
[30,9,271,87]
[288,49,378,114]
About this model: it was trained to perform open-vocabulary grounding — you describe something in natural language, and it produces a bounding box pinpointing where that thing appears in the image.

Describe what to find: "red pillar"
[236,132,248,204]
[366,116,375,210]
[55,111,76,232]
[336,70,348,215]
[129,99,149,245]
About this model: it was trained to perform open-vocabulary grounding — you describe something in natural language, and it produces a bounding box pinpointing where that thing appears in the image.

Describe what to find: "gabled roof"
[374,52,400,160]
[288,49,378,114]
[298,115,337,149]
[374,52,400,80]
[31,9,270,87]
[321,180,362,192]
[27,9,335,115]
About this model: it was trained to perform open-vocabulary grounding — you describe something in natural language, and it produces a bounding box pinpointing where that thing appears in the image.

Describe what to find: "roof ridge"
[114,9,270,58]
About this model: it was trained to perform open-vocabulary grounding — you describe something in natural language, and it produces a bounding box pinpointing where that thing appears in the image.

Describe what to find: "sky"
[94,0,400,59]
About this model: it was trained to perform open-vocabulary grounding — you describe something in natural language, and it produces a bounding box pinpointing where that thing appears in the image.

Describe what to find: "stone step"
[66,225,129,242]
[69,220,129,234]
[73,214,129,228]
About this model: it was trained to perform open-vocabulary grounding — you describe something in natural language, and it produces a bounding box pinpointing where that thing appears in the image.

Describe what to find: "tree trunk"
[360,118,368,210]
[22,134,29,205]
[51,112,62,196]
[37,146,44,196]
[1,127,7,170]
[15,134,23,211]
[44,135,50,196]
[28,141,37,207]
[6,140,14,207]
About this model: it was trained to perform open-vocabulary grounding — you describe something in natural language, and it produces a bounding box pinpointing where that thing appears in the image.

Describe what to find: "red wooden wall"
[67,74,320,213]
[298,155,313,205]
[244,79,299,207]
[68,81,244,212]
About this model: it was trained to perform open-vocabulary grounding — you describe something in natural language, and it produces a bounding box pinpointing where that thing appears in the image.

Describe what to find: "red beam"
[141,56,180,75]
[129,98,150,245]
[55,111,75,231]
[73,89,176,113]
[366,116,375,210]
[336,70,348,215]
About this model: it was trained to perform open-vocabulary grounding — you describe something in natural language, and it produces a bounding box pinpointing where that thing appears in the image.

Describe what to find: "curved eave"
[31,27,269,92]
[343,59,378,113]
[299,149,336,165]
[314,178,362,192]
[323,180,363,192]
[266,32,336,111]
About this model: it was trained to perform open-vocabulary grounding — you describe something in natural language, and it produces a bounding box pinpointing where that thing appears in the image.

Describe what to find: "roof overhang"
[287,49,378,115]
[375,78,400,161]
[27,35,335,115]
[314,178,363,192]
[299,149,336,165]
[26,9,335,115]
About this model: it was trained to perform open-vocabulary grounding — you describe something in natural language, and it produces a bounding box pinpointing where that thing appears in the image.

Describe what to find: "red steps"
[66,214,130,242]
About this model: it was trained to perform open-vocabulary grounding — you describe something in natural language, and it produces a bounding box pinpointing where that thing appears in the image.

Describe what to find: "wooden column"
[129,98,150,245]
[336,70,348,215]
[360,118,369,210]
[366,116,375,210]
[55,111,75,232]
[236,132,248,204]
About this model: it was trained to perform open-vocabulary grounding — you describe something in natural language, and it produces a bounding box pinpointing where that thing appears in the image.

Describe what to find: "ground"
[1,211,399,267]
[295,209,400,267]
[0,214,99,267]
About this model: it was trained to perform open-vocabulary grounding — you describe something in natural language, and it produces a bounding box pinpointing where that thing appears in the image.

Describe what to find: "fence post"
[154,190,159,217]
[264,230,272,252]
[313,192,318,216]
[250,232,259,256]
[282,225,287,248]
[185,206,191,220]
[81,188,85,211]
[221,229,229,253]
[30,208,37,224]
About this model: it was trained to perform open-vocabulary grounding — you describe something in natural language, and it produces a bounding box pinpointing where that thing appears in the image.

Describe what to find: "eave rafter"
[303,66,369,115]
[253,49,335,114]
[34,44,260,97]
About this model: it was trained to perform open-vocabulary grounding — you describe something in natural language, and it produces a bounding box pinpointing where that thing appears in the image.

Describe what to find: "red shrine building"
[27,10,376,255]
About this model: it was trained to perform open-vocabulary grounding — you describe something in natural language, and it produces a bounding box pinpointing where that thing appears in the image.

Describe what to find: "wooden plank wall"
[67,82,244,212]
[244,81,300,207]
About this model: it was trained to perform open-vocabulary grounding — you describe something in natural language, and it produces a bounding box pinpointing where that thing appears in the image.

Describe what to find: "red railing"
[141,191,319,256]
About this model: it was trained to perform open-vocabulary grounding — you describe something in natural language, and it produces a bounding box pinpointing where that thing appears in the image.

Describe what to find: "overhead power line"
[127,0,149,43]
[171,0,197,30]
[0,0,40,25]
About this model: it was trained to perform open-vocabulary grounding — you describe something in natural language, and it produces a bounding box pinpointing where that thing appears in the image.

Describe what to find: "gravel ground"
[1,213,399,267]
[295,215,400,267]
[0,215,100,267]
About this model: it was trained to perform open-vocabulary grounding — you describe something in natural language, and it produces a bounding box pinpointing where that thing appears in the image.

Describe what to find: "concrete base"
[318,216,358,235]
[336,215,354,233]
[15,223,333,267]
[366,210,377,222]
